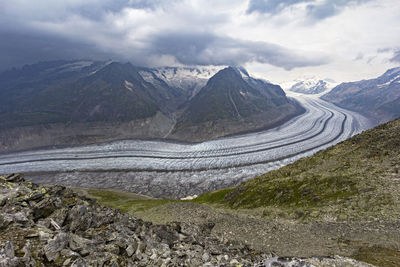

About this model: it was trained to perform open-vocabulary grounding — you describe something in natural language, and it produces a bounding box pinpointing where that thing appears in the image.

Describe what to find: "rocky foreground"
[0,174,373,266]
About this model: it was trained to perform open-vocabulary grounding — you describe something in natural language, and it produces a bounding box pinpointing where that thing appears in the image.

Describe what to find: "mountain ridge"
[322,67,400,124]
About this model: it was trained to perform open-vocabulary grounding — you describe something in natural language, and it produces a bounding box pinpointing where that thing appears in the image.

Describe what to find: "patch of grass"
[352,246,400,267]
[225,174,359,209]
[86,189,176,214]
[193,188,233,204]
[115,199,177,213]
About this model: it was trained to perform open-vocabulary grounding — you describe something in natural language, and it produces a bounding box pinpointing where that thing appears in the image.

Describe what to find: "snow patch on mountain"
[88,60,114,76]
[377,74,400,88]
[231,66,273,87]
[138,70,166,91]
[139,70,157,83]
[124,80,134,92]
[233,66,250,80]
[149,66,223,98]
[58,61,94,72]
[42,61,95,75]
[384,66,400,77]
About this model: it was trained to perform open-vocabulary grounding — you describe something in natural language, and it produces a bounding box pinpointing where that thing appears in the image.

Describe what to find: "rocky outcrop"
[0,174,265,266]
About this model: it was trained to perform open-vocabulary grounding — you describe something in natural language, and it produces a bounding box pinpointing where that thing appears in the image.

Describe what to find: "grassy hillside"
[195,118,400,221]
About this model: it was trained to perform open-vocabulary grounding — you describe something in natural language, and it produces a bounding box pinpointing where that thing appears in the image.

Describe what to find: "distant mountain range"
[322,67,400,124]
[0,60,303,151]
[289,78,337,94]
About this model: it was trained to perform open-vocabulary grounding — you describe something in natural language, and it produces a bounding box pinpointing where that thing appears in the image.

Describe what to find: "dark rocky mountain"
[0,61,183,151]
[0,61,303,152]
[170,67,304,141]
[0,61,185,128]
[322,67,400,124]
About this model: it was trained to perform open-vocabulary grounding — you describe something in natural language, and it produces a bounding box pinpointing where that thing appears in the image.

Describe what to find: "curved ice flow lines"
[0,95,371,174]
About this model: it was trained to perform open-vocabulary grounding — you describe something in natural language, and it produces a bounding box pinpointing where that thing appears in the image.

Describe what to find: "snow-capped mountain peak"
[153,66,222,81]
[289,77,338,95]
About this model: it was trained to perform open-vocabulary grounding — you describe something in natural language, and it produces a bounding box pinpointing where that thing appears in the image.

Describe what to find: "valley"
[0,93,372,198]
[1,2,400,266]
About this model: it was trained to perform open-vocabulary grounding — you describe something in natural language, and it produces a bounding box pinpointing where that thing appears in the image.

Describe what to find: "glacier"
[0,94,373,198]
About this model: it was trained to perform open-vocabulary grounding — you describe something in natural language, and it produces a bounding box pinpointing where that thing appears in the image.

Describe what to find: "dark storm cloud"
[70,0,132,21]
[247,0,373,20]
[125,0,181,10]
[0,28,328,71]
[150,32,329,70]
[0,0,167,20]
[0,30,119,71]
[306,2,338,19]
[0,0,329,71]
[306,0,373,20]
[247,0,314,14]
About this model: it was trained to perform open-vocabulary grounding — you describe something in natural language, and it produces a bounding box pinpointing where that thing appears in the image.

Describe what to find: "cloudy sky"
[1,0,400,85]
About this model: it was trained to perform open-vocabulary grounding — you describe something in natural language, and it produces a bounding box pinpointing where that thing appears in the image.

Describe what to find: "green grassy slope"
[72,188,177,214]
[195,118,400,221]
